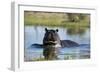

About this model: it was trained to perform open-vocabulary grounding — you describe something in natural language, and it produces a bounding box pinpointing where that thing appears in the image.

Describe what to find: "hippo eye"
[56,29,58,32]
[53,31,57,33]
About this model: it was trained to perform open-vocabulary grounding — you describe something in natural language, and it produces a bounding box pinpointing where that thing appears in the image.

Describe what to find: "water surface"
[24,26,90,61]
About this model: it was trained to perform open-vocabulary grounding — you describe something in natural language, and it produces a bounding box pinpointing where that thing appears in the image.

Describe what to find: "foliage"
[24,11,90,27]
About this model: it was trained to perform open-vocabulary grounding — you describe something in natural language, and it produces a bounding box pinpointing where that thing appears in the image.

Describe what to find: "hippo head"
[43,28,61,46]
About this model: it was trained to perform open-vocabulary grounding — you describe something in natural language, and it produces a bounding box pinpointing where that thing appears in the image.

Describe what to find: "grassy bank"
[24,21,90,28]
[24,11,90,27]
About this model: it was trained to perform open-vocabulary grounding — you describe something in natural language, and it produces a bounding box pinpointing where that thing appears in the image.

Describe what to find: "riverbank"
[24,21,90,28]
[24,11,90,27]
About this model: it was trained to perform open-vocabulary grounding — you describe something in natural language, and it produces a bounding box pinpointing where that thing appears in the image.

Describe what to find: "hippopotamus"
[31,28,79,60]
[43,28,61,60]
[31,28,79,48]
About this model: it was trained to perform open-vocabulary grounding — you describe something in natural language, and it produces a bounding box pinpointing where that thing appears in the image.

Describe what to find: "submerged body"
[32,40,79,48]
[61,40,79,48]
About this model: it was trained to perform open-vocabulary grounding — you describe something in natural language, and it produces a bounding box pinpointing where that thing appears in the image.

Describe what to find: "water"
[24,26,90,61]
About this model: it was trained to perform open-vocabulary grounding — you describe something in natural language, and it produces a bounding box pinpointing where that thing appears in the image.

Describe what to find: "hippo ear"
[45,28,48,32]
[56,29,58,32]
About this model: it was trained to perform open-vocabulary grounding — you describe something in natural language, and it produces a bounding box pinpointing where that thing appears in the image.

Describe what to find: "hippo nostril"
[48,33,52,40]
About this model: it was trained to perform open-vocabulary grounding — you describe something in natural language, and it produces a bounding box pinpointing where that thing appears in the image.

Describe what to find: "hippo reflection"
[43,45,60,60]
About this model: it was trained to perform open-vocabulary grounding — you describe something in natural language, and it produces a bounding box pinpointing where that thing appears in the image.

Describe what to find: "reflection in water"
[24,26,90,61]
[43,46,60,60]
[67,27,87,35]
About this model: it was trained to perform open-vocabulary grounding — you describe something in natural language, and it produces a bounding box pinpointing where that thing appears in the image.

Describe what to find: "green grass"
[24,20,90,28]
[24,12,90,27]
[32,58,46,61]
